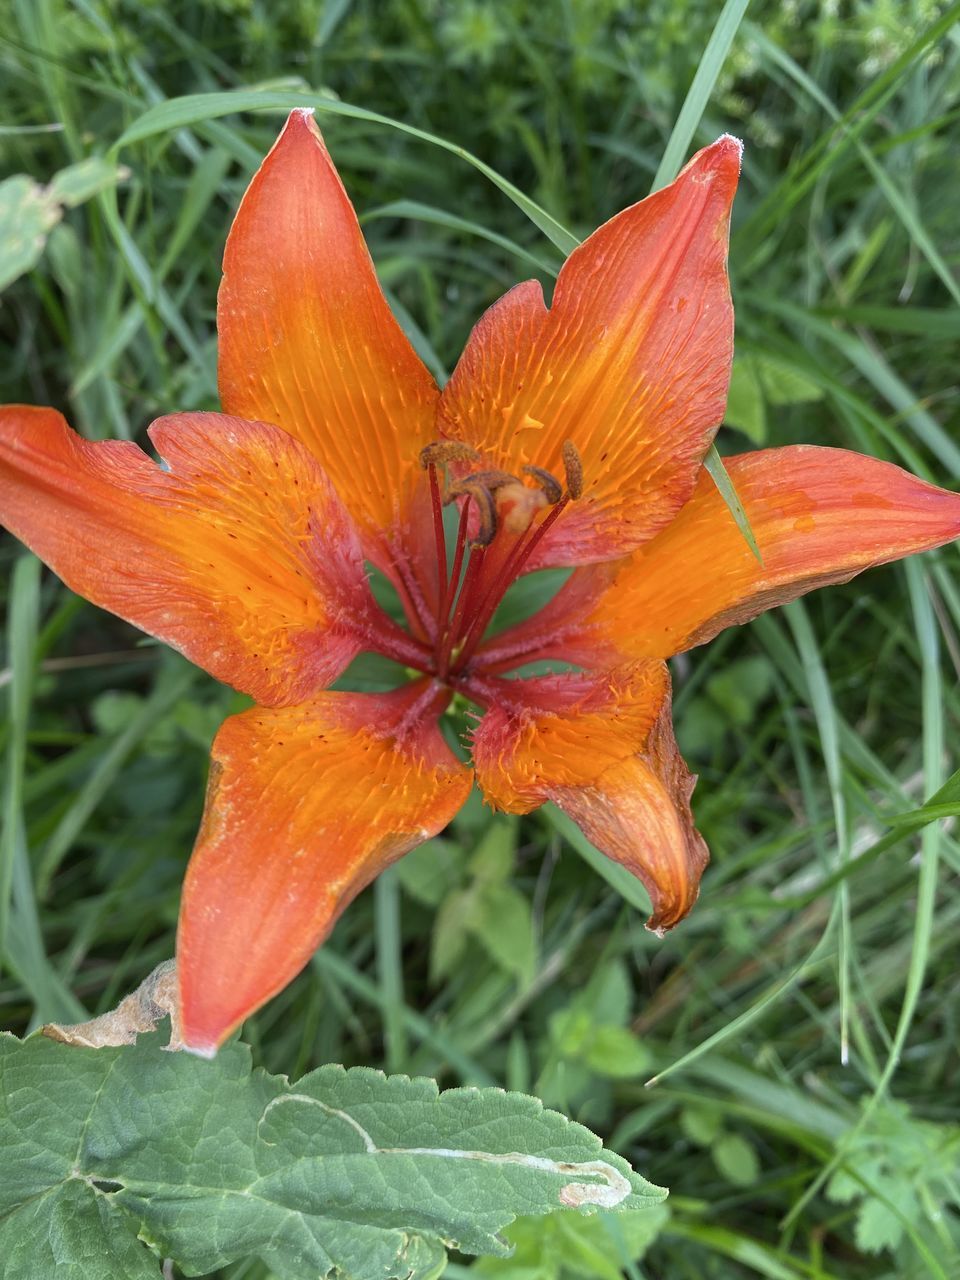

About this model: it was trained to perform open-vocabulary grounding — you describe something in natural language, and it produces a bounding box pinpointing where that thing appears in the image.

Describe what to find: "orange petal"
[218,109,439,549]
[527,445,960,665]
[177,681,472,1054]
[472,664,708,931]
[0,405,377,706]
[438,137,740,565]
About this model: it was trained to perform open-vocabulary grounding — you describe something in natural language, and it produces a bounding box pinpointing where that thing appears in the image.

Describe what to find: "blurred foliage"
[3,0,960,1277]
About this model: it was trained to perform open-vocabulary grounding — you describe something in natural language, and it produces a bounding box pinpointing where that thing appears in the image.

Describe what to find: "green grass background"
[2,0,960,1275]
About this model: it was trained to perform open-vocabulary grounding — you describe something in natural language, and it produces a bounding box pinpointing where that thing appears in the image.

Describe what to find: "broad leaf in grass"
[0,1032,665,1280]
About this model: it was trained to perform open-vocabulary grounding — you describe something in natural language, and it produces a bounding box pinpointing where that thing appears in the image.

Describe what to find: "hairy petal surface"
[500,445,960,667]
[0,406,375,706]
[438,137,740,566]
[178,681,472,1054]
[473,664,708,931]
[218,108,439,554]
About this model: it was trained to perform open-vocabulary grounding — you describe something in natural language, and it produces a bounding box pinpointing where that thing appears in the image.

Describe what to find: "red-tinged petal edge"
[0,405,381,706]
[438,136,741,566]
[472,663,708,931]
[177,680,472,1054]
[478,445,960,671]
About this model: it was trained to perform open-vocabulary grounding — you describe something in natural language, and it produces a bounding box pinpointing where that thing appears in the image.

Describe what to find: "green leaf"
[703,446,763,564]
[754,353,824,406]
[396,838,466,907]
[470,817,518,884]
[0,175,61,292]
[679,1106,724,1149]
[582,1026,652,1080]
[431,885,474,979]
[724,357,767,444]
[650,0,750,191]
[0,1032,665,1280]
[712,1133,761,1187]
[473,881,536,981]
[112,91,578,255]
[855,1196,905,1255]
[706,656,775,727]
[48,157,127,208]
[475,1206,669,1280]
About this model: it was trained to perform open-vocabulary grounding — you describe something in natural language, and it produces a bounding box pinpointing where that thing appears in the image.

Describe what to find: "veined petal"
[177,681,472,1054]
[512,446,960,666]
[438,137,740,565]
[218,109,439,548]
[472,664,708,931]
[0,405,375,706]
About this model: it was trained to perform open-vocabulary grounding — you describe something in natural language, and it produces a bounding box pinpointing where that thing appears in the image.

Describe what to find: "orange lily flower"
[2,109,959,1056]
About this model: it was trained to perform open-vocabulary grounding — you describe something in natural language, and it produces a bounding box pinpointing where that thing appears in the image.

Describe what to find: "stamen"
[454,480,497,548]
[419,441,481,469]
[451,493,571,674]
[427,460,448,631]
[464,469,518,492]
[562,440,584,499]
[522,465,563,505]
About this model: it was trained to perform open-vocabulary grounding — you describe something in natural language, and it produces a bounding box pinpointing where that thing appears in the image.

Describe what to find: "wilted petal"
[0,405,374,706]
[178,680,472,1054]
[472,664,708,931]
[438,137,740,565]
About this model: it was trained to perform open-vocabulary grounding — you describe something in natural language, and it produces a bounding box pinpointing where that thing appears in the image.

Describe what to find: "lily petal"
[498,445,960,667]
[218,109,439,552]
[438,137,740,565]
[0,405,375,706]
[472,664,707,931]
[177,681,471,1054]
[478,446,960,672]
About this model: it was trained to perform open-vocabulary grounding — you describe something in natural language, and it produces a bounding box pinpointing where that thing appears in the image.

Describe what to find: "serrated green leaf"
[855,1196,905,1254]
[825,1167,861,1205]
[0,1033,665,1280]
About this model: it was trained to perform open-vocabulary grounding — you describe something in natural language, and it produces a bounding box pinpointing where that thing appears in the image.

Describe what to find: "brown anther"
[459,481,498,547]
[469,469,519,491]
[522,465,563,505]
[419,441,482,469]
[561,440,584,499]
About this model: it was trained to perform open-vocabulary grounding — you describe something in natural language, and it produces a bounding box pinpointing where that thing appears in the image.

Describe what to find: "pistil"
[419,439,584,684]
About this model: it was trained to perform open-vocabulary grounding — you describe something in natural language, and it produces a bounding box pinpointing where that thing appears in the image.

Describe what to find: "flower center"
[419,439,583,683]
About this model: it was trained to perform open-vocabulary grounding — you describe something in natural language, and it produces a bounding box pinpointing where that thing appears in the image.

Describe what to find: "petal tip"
[716,133,744,167]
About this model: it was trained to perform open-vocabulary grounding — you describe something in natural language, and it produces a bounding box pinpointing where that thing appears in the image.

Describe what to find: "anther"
[522,465,563,505]
[468,469,518,491]
[419,441,482,469]
[452,480,498,547]
[561,440,584,499]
